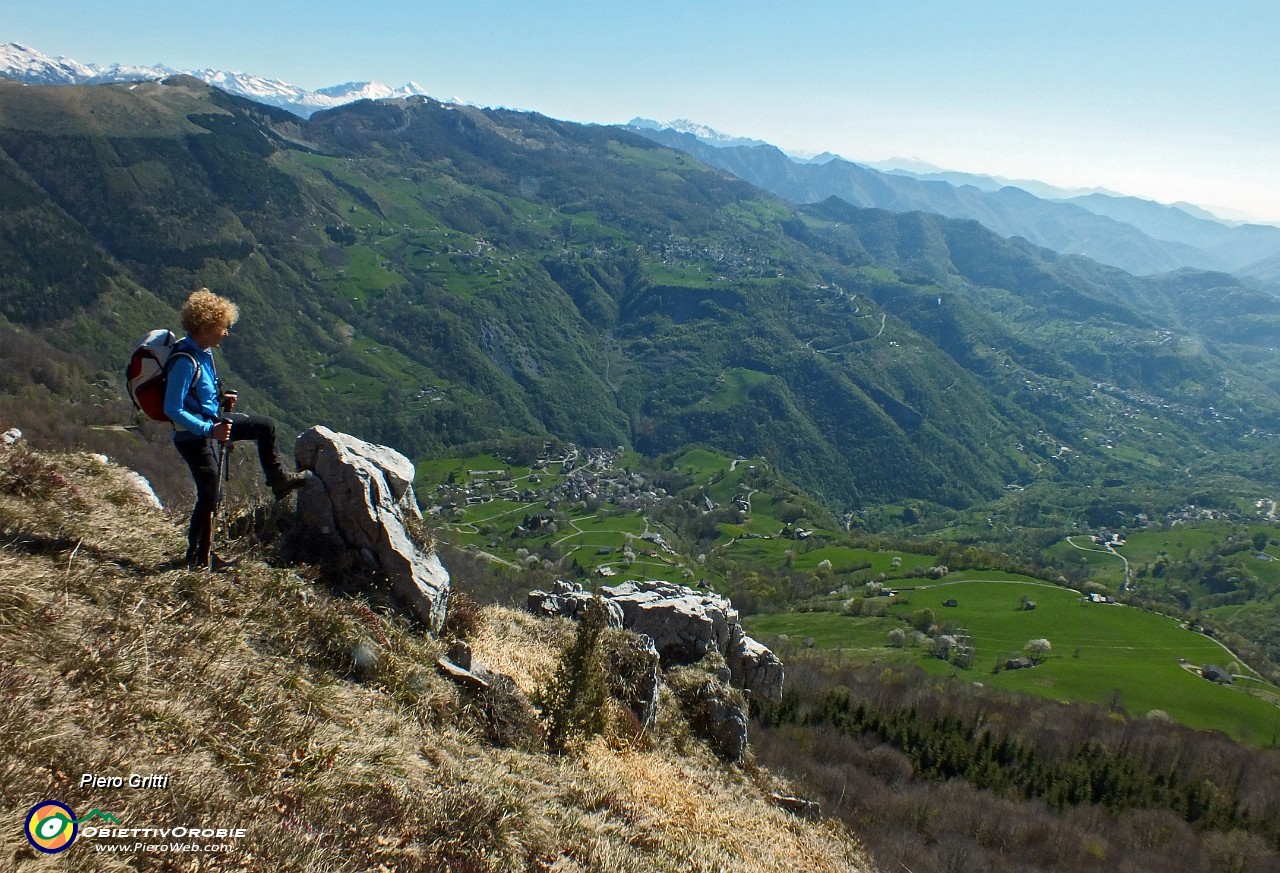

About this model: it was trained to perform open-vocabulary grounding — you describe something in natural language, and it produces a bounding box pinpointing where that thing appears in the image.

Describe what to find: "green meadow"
[416,453,519,484]
[548,514,652,572]
[720,538,937,576]
[747,578,1280,745]
[670,447,732,482]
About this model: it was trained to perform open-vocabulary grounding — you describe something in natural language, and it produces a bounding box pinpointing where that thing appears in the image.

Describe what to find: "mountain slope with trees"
[628,125,1280,278]
[1,76,1278,518]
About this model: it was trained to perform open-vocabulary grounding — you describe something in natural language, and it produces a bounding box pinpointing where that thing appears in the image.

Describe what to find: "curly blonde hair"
[180,288,240,334]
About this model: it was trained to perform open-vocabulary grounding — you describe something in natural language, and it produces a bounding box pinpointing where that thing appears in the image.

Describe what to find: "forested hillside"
[2,75,1279,517]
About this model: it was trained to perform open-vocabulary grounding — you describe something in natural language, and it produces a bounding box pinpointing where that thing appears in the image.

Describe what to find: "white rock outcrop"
[600,580,736,661]
[728,633,785,705]
[295,426,449,632]
[88,453,163,508]
[528,579,624,627]
[539,579,784,703]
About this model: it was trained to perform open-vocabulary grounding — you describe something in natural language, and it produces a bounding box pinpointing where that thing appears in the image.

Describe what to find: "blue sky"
[11,1,1280,221]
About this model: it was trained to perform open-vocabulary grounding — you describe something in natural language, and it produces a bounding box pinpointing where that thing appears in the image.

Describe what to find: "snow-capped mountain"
[0,42,430,117]
[0,41,161,84]
[187,67,431,116]
[627,117,771,150]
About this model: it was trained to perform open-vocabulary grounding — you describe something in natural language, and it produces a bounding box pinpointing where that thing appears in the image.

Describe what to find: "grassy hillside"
[746,578,1280,744]
[0,437,874,872]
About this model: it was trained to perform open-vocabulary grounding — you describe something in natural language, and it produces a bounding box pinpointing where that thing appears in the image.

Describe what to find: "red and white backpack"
[125,329,198,422]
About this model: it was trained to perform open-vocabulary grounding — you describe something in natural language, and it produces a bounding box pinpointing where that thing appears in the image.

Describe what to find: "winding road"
[1065,535,1131,590]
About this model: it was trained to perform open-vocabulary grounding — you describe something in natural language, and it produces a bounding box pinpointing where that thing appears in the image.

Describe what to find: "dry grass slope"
[0,439,875,872]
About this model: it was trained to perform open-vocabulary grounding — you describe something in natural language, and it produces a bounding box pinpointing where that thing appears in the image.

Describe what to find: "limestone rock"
[600,580,784,702]
[89,453,162,509]
[531,579,783,703]
[527,578,779,760]
[599,580,736,662]
[668,668,748,763]
[769,793,821,819]
[295,426,448,631]
[727,632,785,704]
[528,580,623,626]
[703,692,749,763]
[446,639,473,671]
[434,647,542,751]
[604,630,661,731]
[436,655,490,691]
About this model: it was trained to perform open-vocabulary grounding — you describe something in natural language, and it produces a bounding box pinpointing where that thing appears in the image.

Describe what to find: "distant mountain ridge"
[627,117,772,149]
[0,42,432,117]
[626,122,1280,280]
[1062,192,1280,269]
[868,160,1126,201]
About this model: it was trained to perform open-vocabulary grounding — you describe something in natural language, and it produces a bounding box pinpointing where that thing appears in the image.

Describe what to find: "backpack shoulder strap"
[164,342,205,427]
[166,338,202,380]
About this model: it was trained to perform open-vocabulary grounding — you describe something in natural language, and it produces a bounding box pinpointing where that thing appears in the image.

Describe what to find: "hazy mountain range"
[626,122,1280,281]
[2,73,1278,515]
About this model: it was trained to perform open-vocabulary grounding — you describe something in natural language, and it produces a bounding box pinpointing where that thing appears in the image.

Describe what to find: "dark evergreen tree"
[537,597,610,754]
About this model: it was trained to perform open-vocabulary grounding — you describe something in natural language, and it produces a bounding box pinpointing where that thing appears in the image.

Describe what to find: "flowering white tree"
[1025,638,1052,661]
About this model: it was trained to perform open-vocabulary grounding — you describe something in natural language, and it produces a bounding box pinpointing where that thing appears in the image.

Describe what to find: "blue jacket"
[163,336,220,440]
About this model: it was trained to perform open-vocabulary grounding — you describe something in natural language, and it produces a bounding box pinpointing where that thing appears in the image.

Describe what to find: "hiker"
[165,288,308,569]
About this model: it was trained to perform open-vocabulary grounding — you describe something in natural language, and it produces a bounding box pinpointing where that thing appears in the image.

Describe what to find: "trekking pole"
[210,420,232,572]
[220,393,236,489]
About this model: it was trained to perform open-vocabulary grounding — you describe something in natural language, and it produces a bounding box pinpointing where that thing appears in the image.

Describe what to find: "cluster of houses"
[1111,502,1278,530]
[424,444,673,516]
[650,235,779,282]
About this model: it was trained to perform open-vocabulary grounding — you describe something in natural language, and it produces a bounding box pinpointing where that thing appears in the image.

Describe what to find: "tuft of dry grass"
[470,605,572,697]
[563,740,875,873]
[0,441,877,872]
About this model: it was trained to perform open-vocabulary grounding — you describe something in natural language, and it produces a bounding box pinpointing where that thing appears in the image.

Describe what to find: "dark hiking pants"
[175,413,289,565]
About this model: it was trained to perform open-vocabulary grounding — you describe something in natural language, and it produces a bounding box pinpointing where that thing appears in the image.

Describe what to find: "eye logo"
[25,800,78,853]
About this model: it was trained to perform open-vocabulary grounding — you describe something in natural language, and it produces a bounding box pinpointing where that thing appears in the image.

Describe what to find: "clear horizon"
[8,1,1280,223]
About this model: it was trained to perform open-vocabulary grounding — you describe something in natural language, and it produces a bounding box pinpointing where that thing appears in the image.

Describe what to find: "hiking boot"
[186,552,239,572]
[270,470,312,500]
